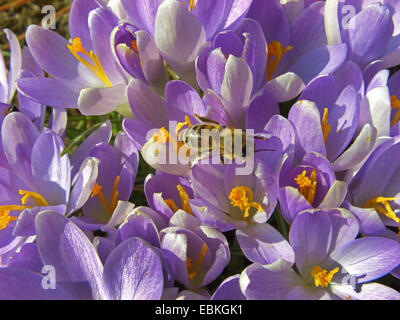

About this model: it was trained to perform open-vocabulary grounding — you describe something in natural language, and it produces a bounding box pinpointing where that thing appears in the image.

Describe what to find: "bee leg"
[220,155,225,165]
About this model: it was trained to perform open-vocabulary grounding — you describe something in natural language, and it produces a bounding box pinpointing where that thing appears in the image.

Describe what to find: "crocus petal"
[13,205,66,237]
[220,0,253,31]
[25,25,96,83]
[236,223,295,265]
[16,77,80,109]
[0,268,81,300]
[344,201,387,236]
[239,261,300,300]
[278,2,326,72]
[67,157,99,215]
[331,124,377,172]
[221,55,253,128]
[35,212,106,299]
[89,7,129,84]
[330,237,400,284]
[121,0,163,35]
[154,0,207,80]
[264,72,305,103]
[193,0,226,39]
[299,74,339,113]
[78,84,128,116]
[6,242,42,273]
[31,130,71,205]
[342,3,394,68]
[165,80,206,117]
[356,283,400,300]
[204,48,227,94]
[288,99,326,158]
[289,209,333,275]
[366,86,391,137]
[69,0,101,50]
[246,87,279,133]
[235,18,268,92]
[4,29,21,102]
[135,30,168,90]
[127,78,167,128]
[366,69,389,93]
[190,199,239,232]
[334,60,364,97]
[317,181,347,210]
[279,186,313,224]
[2,112,39,184]
[290,44,347,84]
[115,212,160,248]
[211,275,246,300]
[247,0,290,46]
[70,120,112,177]
[103,237,164,300]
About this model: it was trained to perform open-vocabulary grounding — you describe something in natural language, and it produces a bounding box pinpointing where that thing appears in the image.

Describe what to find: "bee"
[178,114,271,164]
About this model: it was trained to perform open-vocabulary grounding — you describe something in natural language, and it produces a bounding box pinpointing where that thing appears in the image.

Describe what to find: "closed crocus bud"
[112,23,168,93]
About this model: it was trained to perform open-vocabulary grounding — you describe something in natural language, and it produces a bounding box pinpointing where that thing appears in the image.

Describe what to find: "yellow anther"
[189,0,195,11]
[91,176,120,217]
[186,243,207,279]
[19,190,49,207]
[364,196,400,236]
[67,37,112,87]
[0,190,49,230]
[164,199,179,212]
[0,209,18,231]
[266,41,293,81]
[152,127,170,144]
[130,39,139,54]
[228,186,263,218]
[177,184,193,215]
[311,266,339,288]
[176,115,192,139]
[390,95,400,128]
[295,170,317,206]
[321,108,331,144]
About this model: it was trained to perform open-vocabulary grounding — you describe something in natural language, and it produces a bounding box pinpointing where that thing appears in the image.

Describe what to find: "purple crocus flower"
[120,0,252,86]
[111,23,168,94]
[0,29,50,128]
[288,67,378,172]
[190,160,278,232]
[0,112,99,265]
[188,159,295,267]
[13,211,166,300]
[278,150,347,224]
[240,209,400,300]
[246,0,347,89]
[195,19,283,128]
[325,0,400,79]
[17,0,133,116]
[91,205,176,290]
[160,210,230,291]
[144,171,195,225]
[345,135,400,237]
[71,131,139,231]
